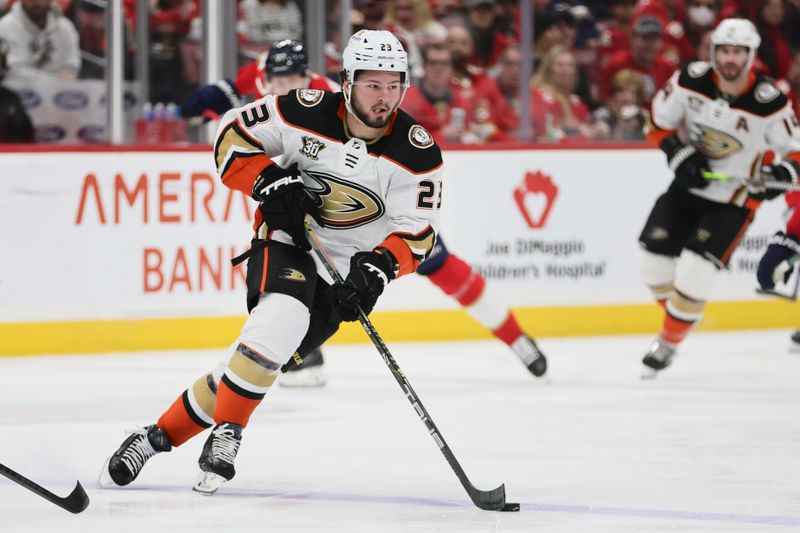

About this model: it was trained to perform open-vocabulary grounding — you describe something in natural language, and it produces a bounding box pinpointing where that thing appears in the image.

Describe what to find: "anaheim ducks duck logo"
[694,124,743,159]
[303,170,385,228]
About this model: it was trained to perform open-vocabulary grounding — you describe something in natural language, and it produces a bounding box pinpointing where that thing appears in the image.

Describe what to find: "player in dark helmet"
[0,37,34,143]
[182,40,339,121]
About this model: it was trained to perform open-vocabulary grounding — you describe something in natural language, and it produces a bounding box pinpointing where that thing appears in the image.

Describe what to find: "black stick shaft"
[0,462,89,514]
[304,221,507,511]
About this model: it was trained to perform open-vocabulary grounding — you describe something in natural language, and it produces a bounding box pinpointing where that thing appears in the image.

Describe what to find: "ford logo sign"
[18,89,41,109]
[77,125,106,143]
[123,91,138,110]
[35,124,67,142]
[54,90,89,110]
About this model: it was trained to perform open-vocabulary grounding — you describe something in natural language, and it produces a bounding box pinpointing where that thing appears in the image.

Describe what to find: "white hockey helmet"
[341,30,410,122]
[710,18,761,77]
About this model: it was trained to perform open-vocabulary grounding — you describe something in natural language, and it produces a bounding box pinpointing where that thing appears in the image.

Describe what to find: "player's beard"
[351,92,394,129]
[718,61,747,82]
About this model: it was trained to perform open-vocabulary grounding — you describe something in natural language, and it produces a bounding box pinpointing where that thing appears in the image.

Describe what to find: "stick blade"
[468,483,508,511]
[60,481,90,514]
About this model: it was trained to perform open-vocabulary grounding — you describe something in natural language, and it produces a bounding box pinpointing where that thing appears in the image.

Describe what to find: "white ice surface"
[1,330,799,532]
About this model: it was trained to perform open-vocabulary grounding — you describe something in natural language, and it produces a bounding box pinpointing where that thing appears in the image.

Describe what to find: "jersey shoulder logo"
[297,89,324,107]
[303,170,385,228]
[299,136,326,160]
[754,82,780,104]
[408,124,434,149]
[687,61,711,78]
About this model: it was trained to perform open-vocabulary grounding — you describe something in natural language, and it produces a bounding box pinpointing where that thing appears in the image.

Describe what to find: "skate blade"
[96,456,114,488]
[193,471,227,495]
[640,365,660,380]
[279,368,327,388]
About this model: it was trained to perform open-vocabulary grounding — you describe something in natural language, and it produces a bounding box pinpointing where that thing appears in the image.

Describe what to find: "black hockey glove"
[660,136,709,190]
[252,162,322,251]
[333,249,397,322]
[750,161,800,201]
[756,231,800,290]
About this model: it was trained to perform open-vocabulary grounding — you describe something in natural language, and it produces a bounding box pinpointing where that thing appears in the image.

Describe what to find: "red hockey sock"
[213,377,264,428]
[659,312,696,345]
[426,254,485,306]
[157,391,210,447]
[492,313,524,346]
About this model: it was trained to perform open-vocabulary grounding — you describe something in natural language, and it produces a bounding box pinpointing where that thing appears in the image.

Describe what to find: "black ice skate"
[280,347,326,388]
[641,338,677,379]
[98,425,172,487]
[193,422,242,495]
[511,335,548,377]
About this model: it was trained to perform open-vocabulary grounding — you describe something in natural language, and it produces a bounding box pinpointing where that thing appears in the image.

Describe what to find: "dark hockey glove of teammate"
[182,79,241,119]
[333,250,397,322]
[750,161,800,201]
[252,162,321,251]
[756,231,800,290]
[660,136,709,190]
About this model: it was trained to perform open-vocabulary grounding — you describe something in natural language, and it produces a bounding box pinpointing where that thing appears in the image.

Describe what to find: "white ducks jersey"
[214,89,442,279]
[650,61,800,205]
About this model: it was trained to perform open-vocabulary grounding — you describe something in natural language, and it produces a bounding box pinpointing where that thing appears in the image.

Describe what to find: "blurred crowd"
[2,0,800,144]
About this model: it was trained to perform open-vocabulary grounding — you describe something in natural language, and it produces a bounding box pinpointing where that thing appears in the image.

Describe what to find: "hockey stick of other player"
[755,253,800,301]
[0,462,89,514]
[702,171,800,191]
[303,218,519,512]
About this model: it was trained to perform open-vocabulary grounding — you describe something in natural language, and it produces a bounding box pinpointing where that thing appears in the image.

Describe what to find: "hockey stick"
[0,462,89,514]
[303,219,518,512]
[702,171,800,191]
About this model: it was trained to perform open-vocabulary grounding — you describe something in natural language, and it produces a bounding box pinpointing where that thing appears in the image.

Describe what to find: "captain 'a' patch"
[692,123,743,159]
[303,169,385,228]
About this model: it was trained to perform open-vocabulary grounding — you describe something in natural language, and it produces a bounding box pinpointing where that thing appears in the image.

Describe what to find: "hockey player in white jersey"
[639,18,800,376]
[98,30,442,495]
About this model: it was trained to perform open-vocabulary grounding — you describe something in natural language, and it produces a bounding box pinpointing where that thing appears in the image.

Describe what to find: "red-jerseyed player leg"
[425,251,547,377]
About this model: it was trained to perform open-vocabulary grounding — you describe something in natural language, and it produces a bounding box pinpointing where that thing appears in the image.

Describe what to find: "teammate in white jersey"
[98,30,442,495]
[639,18,800,376]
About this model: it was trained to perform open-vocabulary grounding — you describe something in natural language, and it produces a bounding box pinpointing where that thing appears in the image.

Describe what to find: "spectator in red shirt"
[531,45,592,141]
[492,44,523,138]
[753,0,793,79]
[596,0,636,69]
[464,0,514,69]
[493,0,519,41]
[446,24,488,95]
[591,68,648,141]
[633,0,696,65]
[353,0,390,30]
[533,11,565,69]
[776,48,800,115]
[599,15,675,104]
[401,42,471,144]
[383,0,447,49]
